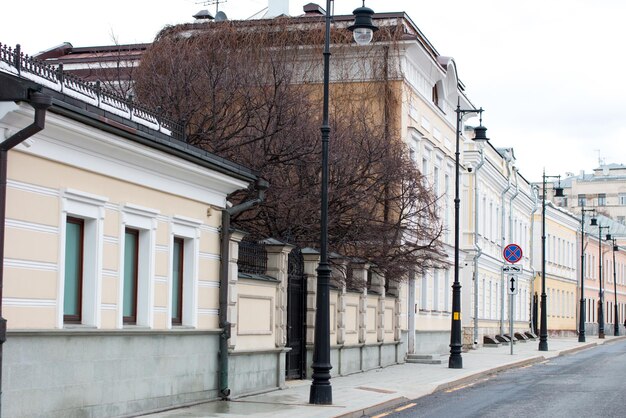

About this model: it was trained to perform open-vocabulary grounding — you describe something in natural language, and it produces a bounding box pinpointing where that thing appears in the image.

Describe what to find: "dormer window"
[432,82,444,111]
[432,85,439,107]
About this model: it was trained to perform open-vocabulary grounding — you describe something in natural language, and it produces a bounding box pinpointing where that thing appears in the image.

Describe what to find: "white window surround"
[433,270,439,311]
[117,203,159,329]
[168,215,202,329]
[57,188,108,329]
[420,272,428,310]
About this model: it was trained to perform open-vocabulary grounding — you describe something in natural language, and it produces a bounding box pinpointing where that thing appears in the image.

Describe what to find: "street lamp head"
[590,217,598,226]
[554,186,564,197]
[606,233,612,241]
[472,125,490,143]
[615,245,619,252]
[348,5,378,45]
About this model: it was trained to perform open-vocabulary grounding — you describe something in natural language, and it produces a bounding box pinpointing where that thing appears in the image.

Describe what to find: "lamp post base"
[598,300,605,339]
[448,352,463,369]
[309,383,332,405]
[539,291,548,351]
[578,300,586,342]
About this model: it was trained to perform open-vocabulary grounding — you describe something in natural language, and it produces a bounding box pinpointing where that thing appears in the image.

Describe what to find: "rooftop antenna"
[595,149,605,167]
[196,0,227,14]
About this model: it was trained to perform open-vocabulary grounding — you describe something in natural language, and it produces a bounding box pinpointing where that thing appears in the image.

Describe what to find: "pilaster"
[301,248,320,346]
[263,239,295,348]
[351,261,370,344]
[370,270,386,342]
[331,255,348,346]
[388,279,402,341]
[228,230,247,349]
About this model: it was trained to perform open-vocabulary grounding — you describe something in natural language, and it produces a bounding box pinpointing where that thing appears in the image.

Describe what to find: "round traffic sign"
[503,244,523,264]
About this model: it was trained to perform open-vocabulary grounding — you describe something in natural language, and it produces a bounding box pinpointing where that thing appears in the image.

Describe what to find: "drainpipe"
[0,91,52,416]
[472,146,485,347]
[507,168,519,328]
[218,178,269,399]
[528,185,539,333]
[499,153,512,335]
[407,267,415,354]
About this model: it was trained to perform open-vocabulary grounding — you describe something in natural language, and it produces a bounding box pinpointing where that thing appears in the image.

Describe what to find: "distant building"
[552,164,626,225]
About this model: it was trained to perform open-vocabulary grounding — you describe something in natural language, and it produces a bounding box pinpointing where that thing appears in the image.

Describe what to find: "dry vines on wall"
[134,18,447,284]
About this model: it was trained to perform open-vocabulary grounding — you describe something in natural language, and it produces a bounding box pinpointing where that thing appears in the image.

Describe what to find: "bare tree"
[133,19,447,282]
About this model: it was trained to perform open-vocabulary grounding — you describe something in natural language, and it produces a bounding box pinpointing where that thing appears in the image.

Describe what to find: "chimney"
[303,3,325,15]
[266,0,290,17]
[193,9,214,21]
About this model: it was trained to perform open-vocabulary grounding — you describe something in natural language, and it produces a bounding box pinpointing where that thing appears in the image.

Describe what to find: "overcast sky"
[2,0,624,182]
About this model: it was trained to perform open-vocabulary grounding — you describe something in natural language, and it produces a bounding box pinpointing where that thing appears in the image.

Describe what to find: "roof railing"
[0,42,185,141]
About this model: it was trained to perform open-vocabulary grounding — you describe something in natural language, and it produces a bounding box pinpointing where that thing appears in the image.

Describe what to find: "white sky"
[2,0,625,182]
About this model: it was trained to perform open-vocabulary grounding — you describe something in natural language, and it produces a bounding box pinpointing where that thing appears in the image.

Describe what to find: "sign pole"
[509,288,515,355]
[502,243,522,356]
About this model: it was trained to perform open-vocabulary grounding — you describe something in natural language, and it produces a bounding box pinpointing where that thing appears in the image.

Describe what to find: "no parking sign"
[503,243,523,264]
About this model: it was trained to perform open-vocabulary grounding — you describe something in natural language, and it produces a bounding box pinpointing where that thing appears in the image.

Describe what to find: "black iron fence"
[237,238,267,275]
[0,42,185,141]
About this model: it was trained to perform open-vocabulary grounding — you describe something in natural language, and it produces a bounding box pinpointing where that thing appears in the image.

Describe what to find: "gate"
[286,248,307,379]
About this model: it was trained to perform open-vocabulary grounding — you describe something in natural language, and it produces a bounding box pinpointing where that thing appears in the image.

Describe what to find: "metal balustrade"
[0,42,185,140]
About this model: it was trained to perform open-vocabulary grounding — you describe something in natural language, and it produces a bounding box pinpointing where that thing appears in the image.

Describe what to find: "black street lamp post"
[309,1,377,405]
[539,171,563,351]
[611,238,620,336]
[579,207,596,342]
[449,104,488,369]
[594,222,610,338]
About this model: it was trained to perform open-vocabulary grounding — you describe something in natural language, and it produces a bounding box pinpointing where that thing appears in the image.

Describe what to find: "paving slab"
[140,336,626,418]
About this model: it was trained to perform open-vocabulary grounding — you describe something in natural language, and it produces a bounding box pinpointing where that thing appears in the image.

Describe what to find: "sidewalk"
[141,336,626,418]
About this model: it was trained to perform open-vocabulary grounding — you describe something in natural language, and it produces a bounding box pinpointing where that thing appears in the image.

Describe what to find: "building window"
[420,272,428,310]
[60,189,107,328]
[433,270,439,311]
[598,193,606,206]
[171,237,184,325]
[123,228,139,324]
[618,216,625,225]
[444,173,451,241]
[64,217,84,323]
[578,194,586,206]
[619,193,626,206]
[432,85,439,107]
[444,270,450,312]
[433,165,440,196]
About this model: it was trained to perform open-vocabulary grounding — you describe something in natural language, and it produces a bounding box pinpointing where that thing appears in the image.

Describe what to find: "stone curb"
[431,355,547,394]
[599,335,626,344]
[334,396,409,418]
[556,342,597,356]
[336,340,619,418]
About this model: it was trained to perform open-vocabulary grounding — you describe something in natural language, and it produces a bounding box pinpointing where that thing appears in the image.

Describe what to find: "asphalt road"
[374,339,626,418]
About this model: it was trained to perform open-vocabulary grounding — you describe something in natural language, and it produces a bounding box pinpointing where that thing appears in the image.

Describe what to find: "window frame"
[118,203,159,329]
[123,228,140,325]
[63,216,84,324]
[59,189,108,328]
[169,215,201,329]
[171,237,185,325]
